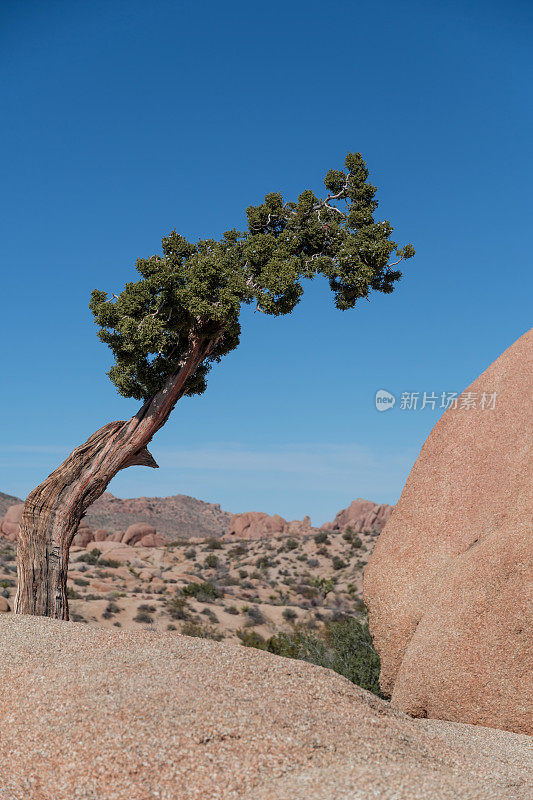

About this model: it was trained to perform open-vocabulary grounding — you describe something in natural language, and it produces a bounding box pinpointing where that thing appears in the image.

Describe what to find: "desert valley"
[1,493,388,646]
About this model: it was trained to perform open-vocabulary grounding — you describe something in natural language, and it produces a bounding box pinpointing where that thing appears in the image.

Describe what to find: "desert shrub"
[0,545,15,561]
[246,617,383,696]
[229,545,247,558]
[238,568,248,579]
[332,556,347,570]
[307,558,319,568]
[314,531,329,545]
[184,548,196,559]
[76,550,100,565]
[224,605,239,615]
[343,529,363,548]
[167,623,177,631]
[102,600,121,619]
[295,584,318,600]
[201,607,219,623]
[133,607,154,624]
[204,554,218,569]
[181,621,223,641]
[204,538,223,550]
[218,574,239,586]
[166,593,190,619]
[282,607,297,622]
[181,581,221,602]
[66,586,81,599]
[255,556,274,570]
[99,557,121,568]
[73,577,90,586]
[246,605,266,625]
[237,629,266,648]
[285,538,298,551]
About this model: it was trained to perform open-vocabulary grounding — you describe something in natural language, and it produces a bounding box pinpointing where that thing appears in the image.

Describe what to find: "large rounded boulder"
[364,329,532,735]
[1,503,24,541]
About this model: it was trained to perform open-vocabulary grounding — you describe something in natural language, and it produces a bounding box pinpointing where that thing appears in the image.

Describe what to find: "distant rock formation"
[223,511,315,540]
[321,499,394,533]
[2,492,395,545]
[84,492,231,540]
[364,329,533,736]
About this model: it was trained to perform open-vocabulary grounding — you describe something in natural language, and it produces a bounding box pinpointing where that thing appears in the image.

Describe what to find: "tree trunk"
[15,335,214,618]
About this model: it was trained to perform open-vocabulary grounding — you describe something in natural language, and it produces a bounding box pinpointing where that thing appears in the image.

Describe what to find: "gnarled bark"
[15,335,214,618]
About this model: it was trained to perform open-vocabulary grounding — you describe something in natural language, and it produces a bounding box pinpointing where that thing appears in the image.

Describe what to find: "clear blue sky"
[1,0,531,523]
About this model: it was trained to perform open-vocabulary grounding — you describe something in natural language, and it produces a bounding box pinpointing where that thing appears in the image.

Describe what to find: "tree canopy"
[90,152,414,401]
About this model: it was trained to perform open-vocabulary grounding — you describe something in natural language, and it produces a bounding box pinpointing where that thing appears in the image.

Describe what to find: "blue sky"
[1,0,531,523]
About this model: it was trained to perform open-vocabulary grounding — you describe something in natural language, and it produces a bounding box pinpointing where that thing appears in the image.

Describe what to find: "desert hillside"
[0,524,379,646]
[84,491,232,539]
[0,616,529,800]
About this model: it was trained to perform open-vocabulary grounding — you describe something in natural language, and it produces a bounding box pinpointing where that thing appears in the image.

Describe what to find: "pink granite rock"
[322,499,394,533]
[364,329,533,735]
[122,523,157,545]
[72,521,94,547]
[1,503,23,541]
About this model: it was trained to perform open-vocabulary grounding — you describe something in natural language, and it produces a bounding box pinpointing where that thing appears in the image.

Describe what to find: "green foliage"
[181,620,224,641]
[284,537,299,551]
[90,152,414,400]
[311,576,336,597]
[166,592,190,620]
[314,531,329,545]
[241,617,383,697]
[181,581,221,601]
[331,556,347,570]
[204,554,218,569]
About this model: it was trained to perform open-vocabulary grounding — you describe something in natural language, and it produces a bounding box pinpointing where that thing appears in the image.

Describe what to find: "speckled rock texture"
[364,329,533,735]
[0,616,531,800]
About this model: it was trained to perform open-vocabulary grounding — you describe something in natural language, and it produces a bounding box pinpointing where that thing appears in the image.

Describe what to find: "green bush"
[285,538,298,550]
[240,617,383,697]
[282,607,297,622]
[332,556,347,570]
[181,620,223,640]
[99,557,121,568]
[204,554,218,569]
[204,538,223,550]
[181,581,221,602]
[314,531,329,545]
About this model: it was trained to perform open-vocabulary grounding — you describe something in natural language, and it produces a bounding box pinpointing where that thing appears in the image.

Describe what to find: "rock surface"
[224,511,316,540]
[322,498,394,533]
[0,615,530,800]
[0,502,23,541]
[364,329,533,735]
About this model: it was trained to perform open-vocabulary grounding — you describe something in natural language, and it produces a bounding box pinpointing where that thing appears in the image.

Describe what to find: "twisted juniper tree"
[15,152,414,618]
